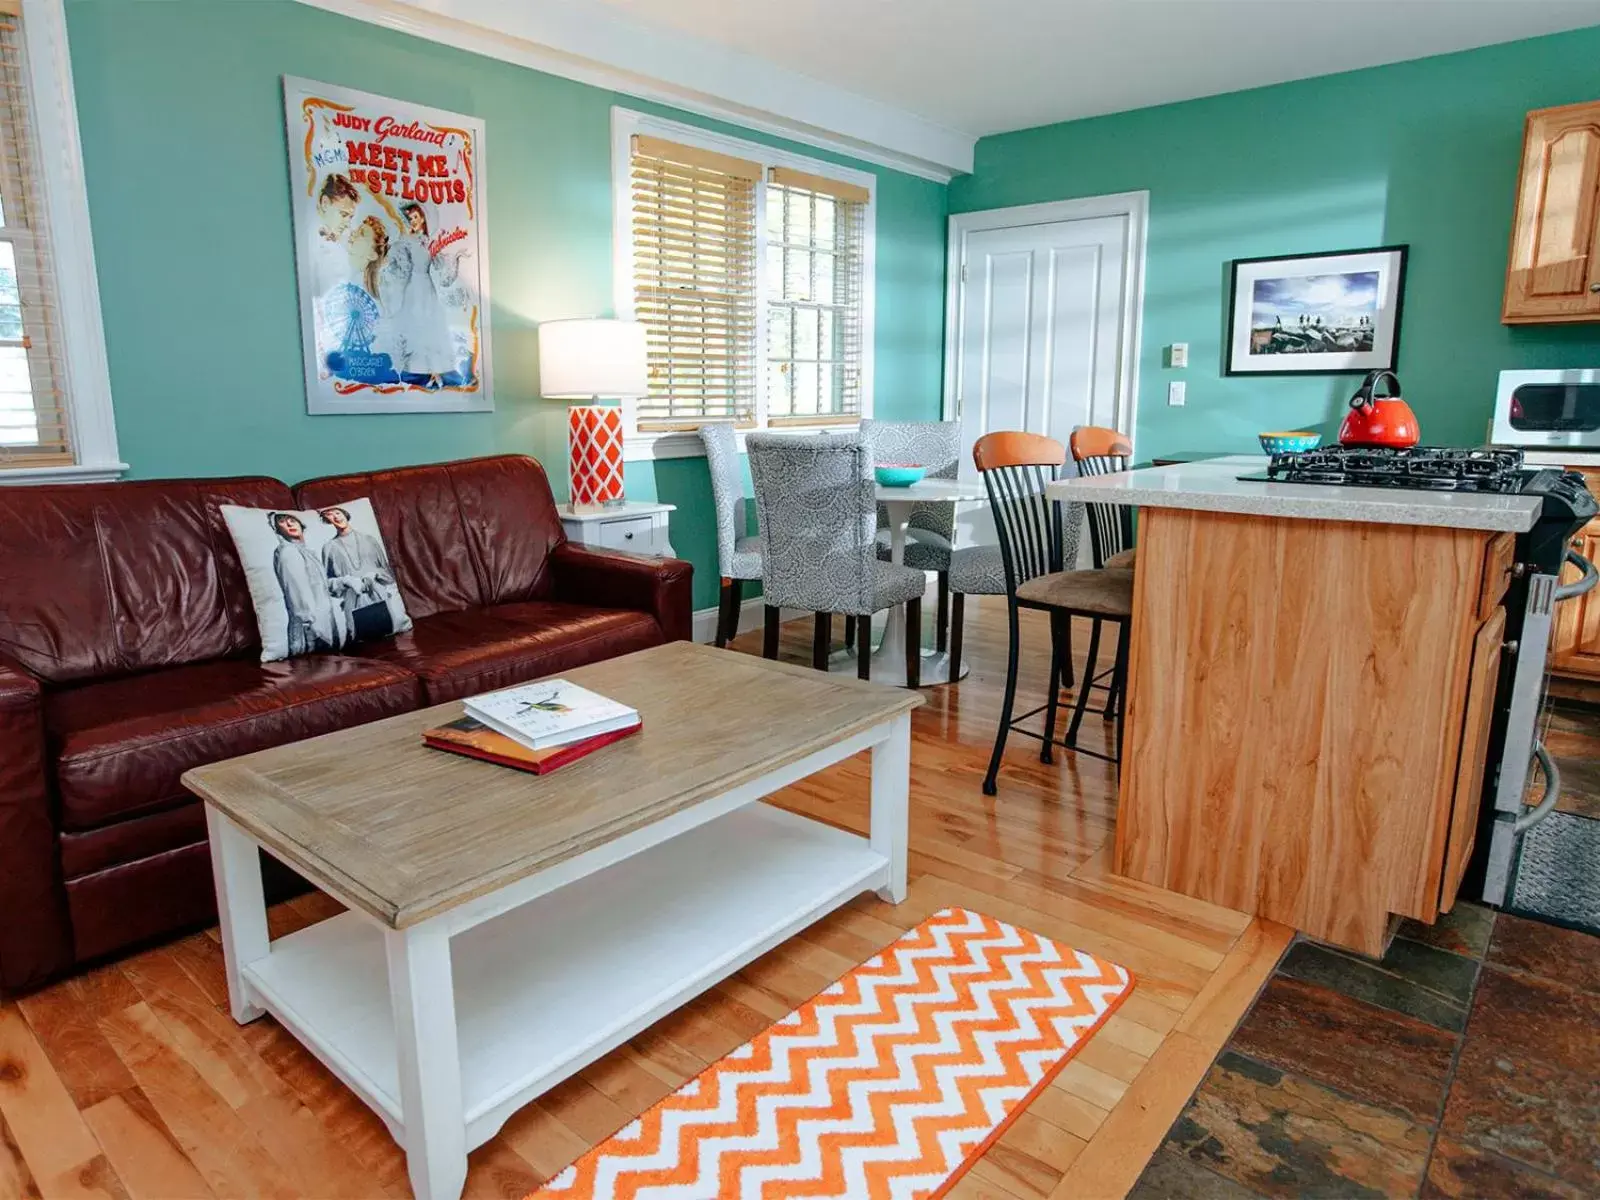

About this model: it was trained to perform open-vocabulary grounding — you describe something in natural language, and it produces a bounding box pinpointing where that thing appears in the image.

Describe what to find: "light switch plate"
[1168,381,1186,406]
[1169,343,1189,368]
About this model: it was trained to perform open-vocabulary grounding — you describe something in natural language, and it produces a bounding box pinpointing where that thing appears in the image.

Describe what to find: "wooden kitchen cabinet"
[1553,467,1600,679]
[1440,606,1506,913]
[1503,100,1600,324]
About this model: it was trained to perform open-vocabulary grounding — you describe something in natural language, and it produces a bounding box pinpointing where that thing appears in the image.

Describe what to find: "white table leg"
[387,923,468,1200]
[205,806,269,1024]
[870,713,911,903]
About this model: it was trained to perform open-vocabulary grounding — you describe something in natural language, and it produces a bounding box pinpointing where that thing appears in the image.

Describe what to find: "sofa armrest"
[548,543,694,643]
[0,650,73,991]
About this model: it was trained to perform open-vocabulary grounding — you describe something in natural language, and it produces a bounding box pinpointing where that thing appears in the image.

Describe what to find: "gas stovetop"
[1261,446,1528,492]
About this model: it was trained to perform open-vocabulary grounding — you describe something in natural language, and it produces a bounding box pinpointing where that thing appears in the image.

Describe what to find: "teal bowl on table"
[1258,431,1322,455]
[874,463,926,487]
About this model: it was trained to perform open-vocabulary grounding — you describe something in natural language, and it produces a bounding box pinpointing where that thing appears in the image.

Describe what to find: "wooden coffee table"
[182,642,920,1200]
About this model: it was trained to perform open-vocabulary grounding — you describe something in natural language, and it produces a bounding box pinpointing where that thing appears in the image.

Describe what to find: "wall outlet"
[1168,381,1186,407]
[1169,343,1189,368]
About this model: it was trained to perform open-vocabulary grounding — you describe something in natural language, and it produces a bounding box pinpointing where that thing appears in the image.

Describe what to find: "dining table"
[834,476,989,687]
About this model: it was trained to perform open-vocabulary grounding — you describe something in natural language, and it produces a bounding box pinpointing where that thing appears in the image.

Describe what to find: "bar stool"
[975,432,1133,795]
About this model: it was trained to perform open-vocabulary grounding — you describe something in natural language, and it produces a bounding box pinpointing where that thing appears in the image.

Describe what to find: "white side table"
[559,501,676,557]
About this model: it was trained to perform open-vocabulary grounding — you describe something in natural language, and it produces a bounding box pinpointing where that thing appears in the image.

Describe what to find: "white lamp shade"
[538,318,648,399]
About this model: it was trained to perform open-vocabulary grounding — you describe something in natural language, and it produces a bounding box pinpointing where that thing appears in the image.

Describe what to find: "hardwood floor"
[0,595,1291,1200]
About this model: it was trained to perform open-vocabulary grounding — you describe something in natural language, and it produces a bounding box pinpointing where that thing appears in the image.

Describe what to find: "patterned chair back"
[746,434,877,615]
[698,423,748,578]
[860,419,961,541]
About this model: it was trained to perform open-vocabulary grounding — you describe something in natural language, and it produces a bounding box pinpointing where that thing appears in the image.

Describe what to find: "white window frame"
[611,106,875,461]
[0,0,121,484]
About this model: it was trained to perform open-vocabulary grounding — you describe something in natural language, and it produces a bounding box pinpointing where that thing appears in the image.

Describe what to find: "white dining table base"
[828,497,970,687]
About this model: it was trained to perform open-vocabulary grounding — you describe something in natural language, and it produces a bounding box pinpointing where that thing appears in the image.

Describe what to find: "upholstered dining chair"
[700,423,762,647]
[859,419,962,653]
[746,433,926,685]
[974,431,1134,795]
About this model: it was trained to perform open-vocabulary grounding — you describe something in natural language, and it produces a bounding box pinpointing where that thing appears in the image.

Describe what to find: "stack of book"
[423,679,641,775]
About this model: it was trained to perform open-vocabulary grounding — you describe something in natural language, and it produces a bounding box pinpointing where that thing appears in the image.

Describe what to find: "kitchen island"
[1049,456,1541,955]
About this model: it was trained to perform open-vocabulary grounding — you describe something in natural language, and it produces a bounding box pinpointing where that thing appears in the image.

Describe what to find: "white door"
[947,208,1139,560]
[952,214,1132,480]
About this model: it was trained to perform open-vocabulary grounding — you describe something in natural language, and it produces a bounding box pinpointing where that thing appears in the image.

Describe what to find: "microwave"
[1493,368,1600,449]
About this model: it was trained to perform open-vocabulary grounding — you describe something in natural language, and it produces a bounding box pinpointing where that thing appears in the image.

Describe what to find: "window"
[613,110,874,456]
[765,169,868,427]
[0,0,118,481]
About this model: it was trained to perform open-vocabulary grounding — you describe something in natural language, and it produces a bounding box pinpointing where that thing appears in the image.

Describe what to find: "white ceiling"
[586,0,1600,137]
[315,0,1600,177]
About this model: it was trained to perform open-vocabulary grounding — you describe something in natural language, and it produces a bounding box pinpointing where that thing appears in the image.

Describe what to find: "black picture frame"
[1224,244,1409,377]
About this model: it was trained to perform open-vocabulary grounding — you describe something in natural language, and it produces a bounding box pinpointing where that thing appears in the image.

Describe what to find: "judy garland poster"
[284,78,492,414]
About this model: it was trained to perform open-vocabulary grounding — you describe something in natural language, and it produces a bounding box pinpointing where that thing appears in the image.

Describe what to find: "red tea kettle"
[1338,369,1420,449]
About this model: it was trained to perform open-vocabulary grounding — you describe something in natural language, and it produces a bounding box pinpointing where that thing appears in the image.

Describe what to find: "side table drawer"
[596,516,658,552]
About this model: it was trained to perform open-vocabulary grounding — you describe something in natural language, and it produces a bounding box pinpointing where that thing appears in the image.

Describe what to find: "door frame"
[942,191,1149,456]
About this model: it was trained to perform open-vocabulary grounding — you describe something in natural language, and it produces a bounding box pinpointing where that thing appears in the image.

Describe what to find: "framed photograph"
[284,77,493,414]
[1225,245,1407,376]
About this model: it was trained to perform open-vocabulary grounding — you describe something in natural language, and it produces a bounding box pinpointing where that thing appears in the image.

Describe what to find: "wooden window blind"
[765,166,867,427]
[630,134,759,431]
[0,1,70,468]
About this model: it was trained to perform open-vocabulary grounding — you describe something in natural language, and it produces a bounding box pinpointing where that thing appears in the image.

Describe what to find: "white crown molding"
[293,0,972,181]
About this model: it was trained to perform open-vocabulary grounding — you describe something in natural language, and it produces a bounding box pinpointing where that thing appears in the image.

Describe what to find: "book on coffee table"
[423,715,640,774]
[463,679,639,750]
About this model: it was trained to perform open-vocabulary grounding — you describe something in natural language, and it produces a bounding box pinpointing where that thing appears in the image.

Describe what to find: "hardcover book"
[463,679,640,750]
[423,716,640,775]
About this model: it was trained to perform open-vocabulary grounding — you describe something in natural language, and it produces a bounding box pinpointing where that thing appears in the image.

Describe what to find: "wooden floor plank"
[6,599,1286,1200]
[80,1090,213,1200]
[0,1006,125,1200]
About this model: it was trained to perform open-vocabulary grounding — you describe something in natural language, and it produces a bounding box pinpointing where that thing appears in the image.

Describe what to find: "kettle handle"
[1350,369,1400,410]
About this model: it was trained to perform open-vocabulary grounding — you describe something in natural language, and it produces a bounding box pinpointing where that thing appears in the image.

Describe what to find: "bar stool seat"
[1104,547,1138,570]
[1015,568,1133,616]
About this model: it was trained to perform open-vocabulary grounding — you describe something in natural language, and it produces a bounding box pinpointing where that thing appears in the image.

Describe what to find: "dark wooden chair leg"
[1112,617,1131,763]
[904,597,921,689]
[844,615,856,652]
[948,591,965,682]
[1103,619,1121,717]
[1062,615,1076,689]
[935,571,949,652]
[762,604,780,660]
[812,612,831,671]
[715,577,743,648]
[858,619,872,681]
[983,601,1023,795]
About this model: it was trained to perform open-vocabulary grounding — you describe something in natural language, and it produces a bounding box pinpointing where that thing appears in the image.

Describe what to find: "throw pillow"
[219,497,412,662]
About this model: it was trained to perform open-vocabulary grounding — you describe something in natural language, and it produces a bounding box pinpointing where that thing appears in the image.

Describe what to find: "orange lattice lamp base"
[568,405,624,510]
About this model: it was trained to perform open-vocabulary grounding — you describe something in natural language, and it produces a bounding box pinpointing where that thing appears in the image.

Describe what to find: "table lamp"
[538,318,648,511]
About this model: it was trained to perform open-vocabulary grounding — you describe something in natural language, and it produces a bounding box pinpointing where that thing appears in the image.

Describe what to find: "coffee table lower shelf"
[239,802,888,1152]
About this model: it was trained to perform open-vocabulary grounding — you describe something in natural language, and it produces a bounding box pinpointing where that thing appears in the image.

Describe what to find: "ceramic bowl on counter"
[1258,431,1322,455]
[874,463,926,487]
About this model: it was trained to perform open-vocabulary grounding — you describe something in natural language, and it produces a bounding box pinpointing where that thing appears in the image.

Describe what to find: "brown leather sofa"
[0,454,692,992]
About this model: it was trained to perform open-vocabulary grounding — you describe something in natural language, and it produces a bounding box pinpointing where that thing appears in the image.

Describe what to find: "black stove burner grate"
[1264,446,1527,493]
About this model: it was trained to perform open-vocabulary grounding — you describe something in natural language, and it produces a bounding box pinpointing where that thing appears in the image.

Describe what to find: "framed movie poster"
[284,77,492,414]
[1225,245,1407,376]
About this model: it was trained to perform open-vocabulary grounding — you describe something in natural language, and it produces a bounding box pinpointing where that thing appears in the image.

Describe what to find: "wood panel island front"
[1050,457,1542,956]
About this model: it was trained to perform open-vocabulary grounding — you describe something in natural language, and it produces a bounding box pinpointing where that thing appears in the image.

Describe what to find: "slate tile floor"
[1130,904,1600,1198]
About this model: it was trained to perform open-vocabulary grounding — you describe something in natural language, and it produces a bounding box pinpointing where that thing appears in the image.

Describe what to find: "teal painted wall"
[949,27,1600,457]
[64,0,948,609]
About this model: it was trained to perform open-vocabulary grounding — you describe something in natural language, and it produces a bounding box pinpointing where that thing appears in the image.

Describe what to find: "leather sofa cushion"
[46,656,419,832]
[59,802,207,880]
[295,455,567,620]
[0,477,294,685]
[355,601,663,704]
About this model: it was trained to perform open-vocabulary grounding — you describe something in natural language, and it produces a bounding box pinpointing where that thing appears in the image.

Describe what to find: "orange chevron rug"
[531,906,1134,1200]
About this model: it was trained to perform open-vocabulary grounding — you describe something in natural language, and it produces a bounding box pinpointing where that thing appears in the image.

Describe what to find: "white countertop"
[1046,456,1543,533]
